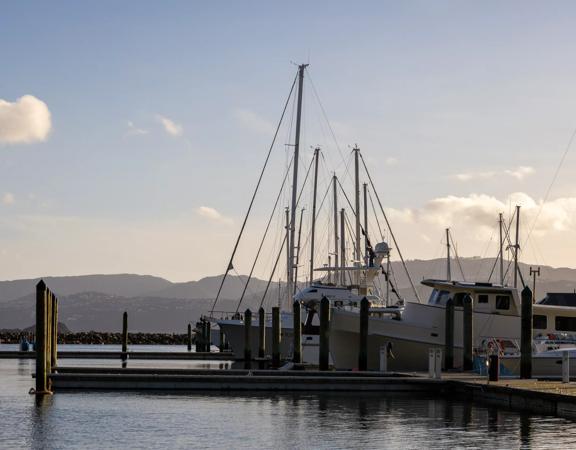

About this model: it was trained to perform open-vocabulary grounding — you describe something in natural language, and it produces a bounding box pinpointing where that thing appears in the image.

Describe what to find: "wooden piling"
[51,296,58,369]
[521,286,533,379]
[293,301,302,364]
[195,321,202,352]
[319,296,330,371]
[444,298,454,370]
[121,311,128,357]
[244,309,252,364]
[258,307,265,358]
[46,290,52,382]
[272,307,281,368]
[187,323,192,352]
[35,280,50,395]
[463,294,473,371]
[219,327,226,353]
[205,320,212,352]
[488,354,499,382]
[358,297,369,371]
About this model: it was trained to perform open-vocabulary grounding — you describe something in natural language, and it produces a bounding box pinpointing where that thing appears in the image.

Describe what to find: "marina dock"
[0,350,234,360]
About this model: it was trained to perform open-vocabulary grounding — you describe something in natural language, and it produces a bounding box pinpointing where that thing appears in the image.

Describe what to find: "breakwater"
[0,330,189,345]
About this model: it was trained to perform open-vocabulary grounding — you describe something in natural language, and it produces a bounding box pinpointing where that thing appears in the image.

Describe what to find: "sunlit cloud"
[195,206,233,225]
[156,114,183,137]
[453,166,535,182]
[125,121,148,137]
[2,193,15,205]
[0,95,52,144]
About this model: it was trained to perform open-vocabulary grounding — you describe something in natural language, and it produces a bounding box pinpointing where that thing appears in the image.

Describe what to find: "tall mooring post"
[293,301,302,364]
[219,327,226,353]
[51,296,58,369]
[195,321,202,352]
[272,307,281,368]
[463,294,473,371]
[204,319,211,352]
[319,296,330,371]
[35,280,50,395]
[444,298,454,370]
[121,311,128,355]
[258,307,266,358]
[46,290,53,378]
[521,286,533,379]
[187,323,192,352]
[244,309,252,366]
[358,297,369,371]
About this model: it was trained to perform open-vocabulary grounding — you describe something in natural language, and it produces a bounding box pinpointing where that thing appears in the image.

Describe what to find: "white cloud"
[195,206,233,225]
[453,166,535,182]
[2,193,15,205]
[233,108,274,135]
[156,115,183,137]
[0,95,52,144]
[125,121,148,137]
[385,157,398,166]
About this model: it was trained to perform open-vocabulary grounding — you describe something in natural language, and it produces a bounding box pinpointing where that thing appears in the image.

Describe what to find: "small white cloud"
[385,157,398,166]
[453,166,535,182]
[233,108,274,135]
[0,95,52,144]
[125,121,148,137]
[156,115,183,137]
[2,193,15,205]
[504,166,535,180]
[196,206,232,225]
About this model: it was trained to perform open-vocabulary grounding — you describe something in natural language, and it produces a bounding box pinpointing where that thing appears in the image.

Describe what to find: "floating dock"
[0,350,234,360]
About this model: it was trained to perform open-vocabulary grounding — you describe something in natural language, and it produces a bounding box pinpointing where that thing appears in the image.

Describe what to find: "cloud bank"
[0,95,52,144]
[454,166,535,182]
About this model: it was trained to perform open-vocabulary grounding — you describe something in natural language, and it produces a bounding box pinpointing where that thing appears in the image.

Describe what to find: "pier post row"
[244,309,252,365]
[293,301,302,364]
[521,286,533,379]
[462,294,473,371]
[271,307,280,368]
[319,296,330,371]
[358,297,369,371]
[258,307,265,359]
[444,298,454,370]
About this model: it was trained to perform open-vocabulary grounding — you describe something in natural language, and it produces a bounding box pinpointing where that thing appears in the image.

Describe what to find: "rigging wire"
[210,71,298,314]
[359,152,422,303]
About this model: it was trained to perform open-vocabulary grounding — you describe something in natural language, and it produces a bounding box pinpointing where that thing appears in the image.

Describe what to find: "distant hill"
[0,258,574,332]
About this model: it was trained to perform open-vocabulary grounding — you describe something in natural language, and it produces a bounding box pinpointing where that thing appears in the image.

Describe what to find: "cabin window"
[478,294,489,304]
[533,315,547,330]
[495,295,510,310]
[308,289,317,293]
[555,316,576,332]
[453,292,467,307]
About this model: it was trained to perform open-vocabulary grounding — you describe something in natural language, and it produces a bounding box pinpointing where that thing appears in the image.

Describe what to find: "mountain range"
[0,257,574,332]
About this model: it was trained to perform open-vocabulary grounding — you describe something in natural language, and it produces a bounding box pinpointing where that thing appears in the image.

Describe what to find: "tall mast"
[354,147,361,286]
[499,213,504,285]
[446,228,451,281]
[285,207,290,305]
[332,174,339,284]
[287,63,308,304]
[340,208,346,286]
[363,183,368,266]
[309,148,320,284]
[514,205,521,289]
[293,208,305,293]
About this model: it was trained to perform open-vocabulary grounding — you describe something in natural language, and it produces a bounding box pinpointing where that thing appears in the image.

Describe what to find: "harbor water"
[2,346,576,449]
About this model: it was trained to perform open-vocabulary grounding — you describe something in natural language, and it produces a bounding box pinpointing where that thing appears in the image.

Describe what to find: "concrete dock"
[0,350,234,360]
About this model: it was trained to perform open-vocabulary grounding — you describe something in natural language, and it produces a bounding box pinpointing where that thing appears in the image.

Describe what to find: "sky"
[1,1,576,282]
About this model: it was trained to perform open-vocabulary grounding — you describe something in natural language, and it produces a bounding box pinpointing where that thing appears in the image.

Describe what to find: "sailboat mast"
[363,183,368,266]
[309,147,320,284]
[340,208,346,286]
[354,147,361,286]
[499,213,504,285]
[446,228,451,281]
[333,174,339,285]
[285,207,290,303]
[287,63,307,305]
[514,205,521,288]
[293,208,305,293]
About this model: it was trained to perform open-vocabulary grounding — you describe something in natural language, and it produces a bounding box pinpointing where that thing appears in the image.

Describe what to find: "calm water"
[2,346,576,449]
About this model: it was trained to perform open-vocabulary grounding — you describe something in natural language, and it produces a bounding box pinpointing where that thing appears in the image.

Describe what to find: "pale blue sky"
[1,1,576,281]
